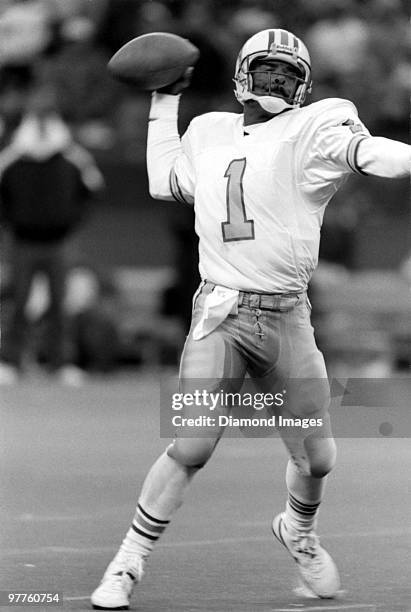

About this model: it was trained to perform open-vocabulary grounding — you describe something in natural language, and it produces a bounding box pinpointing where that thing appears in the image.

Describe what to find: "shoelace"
[105,572,129,592]
[104,554,144,584]
[292,533,320,560]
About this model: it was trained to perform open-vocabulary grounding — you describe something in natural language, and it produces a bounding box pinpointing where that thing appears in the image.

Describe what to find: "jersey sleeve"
[147,93,194,204]
[301,100,371,189]
[169,126,195,205]
[356,136,410,179]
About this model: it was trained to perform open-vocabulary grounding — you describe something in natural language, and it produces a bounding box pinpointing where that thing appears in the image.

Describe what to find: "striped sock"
[120,503,170,558]
[284,492,321,533]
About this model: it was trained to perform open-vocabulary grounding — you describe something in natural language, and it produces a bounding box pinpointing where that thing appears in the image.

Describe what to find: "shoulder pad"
[301,98,359,124]
[189,111,240,130]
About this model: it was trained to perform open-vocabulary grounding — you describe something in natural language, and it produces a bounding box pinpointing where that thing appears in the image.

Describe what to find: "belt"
[238,290,302,311]
[203,281,303,312]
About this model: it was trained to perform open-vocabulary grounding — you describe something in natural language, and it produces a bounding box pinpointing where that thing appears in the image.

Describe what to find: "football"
[108,32,200,90]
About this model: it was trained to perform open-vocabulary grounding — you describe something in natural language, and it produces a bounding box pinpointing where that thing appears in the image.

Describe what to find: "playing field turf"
[1,371,410,611]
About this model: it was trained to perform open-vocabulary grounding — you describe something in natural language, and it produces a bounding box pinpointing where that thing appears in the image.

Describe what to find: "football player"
[91,28,410,609]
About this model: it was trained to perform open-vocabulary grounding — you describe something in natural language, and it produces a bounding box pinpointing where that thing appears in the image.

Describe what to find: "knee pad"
[166,438,217,469]
[304,436,337,479]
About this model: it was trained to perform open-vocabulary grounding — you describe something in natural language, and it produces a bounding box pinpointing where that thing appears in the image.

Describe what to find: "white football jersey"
[169,98,370,293]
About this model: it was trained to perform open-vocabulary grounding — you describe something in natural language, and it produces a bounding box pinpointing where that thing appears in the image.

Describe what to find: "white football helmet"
[234,28,312,114]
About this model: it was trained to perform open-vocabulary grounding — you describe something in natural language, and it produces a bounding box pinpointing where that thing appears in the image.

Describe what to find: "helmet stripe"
[280,30,288,45]
[293,35,299,50]
[268,29,275,50]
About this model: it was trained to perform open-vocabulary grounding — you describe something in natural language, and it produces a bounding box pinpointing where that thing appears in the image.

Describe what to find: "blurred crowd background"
[0,0,410,382]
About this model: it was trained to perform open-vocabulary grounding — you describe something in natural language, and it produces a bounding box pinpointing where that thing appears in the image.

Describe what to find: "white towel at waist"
[193,285,239,340]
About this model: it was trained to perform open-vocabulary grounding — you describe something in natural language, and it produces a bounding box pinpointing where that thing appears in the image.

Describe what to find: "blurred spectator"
[304,0,409,131]
[137,0,177,34]
[0,0,58,90]
[67,266,122,373]
[96,0,145,55]
[30,265,122,373]
[306,15,369,78]
[40,14,117,126]
[365,0,410,135]
[178,1,228,95]
[230,6,279,41]
[304,1,371,109]
[0,84,104,384]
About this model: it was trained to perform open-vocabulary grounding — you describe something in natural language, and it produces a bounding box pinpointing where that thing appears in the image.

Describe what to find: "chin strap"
[257,95,294,114]
[244,93,296,114]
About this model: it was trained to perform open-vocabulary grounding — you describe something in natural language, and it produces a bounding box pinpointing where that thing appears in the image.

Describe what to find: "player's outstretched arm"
[357,136,410,178]
[146,68,193,201]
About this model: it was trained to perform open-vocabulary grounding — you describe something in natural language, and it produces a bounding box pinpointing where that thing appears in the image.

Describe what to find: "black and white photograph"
[0,1,410,611]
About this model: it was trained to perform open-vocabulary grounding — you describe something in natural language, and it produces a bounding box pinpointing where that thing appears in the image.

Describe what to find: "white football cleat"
[272,512,340,599]
[91,551,145,610]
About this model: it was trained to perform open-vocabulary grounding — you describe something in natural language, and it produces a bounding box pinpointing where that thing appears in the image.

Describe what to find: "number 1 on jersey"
[221,158,255,242]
